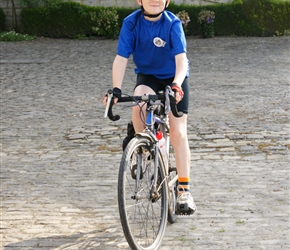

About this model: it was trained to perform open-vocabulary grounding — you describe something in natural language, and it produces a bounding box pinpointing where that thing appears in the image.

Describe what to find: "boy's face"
[137,0,170,15]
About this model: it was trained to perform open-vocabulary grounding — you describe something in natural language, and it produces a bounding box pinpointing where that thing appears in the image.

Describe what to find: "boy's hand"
[102,87,122,105]
[171,83,184,103]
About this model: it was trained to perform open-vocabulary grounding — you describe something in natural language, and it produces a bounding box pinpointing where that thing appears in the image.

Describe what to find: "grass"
[97,144,120,152]
[236,219,245,224]
[0,31,36,41]
[179,237,195,242]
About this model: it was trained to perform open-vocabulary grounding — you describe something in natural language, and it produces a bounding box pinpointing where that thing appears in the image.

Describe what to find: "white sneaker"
[176,191,196,215]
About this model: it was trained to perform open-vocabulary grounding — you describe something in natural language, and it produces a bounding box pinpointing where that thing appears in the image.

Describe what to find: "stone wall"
[0,0,22,31]
[1,0,233,31]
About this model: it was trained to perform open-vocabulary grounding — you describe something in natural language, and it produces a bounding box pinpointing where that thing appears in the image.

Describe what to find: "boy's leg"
[169,113,190,177]
[169,113,196,214]
[132,85,156,133]
[122,84,154,150]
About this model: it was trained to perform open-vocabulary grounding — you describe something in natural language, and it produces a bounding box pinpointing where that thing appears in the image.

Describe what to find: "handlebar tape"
[107,97,120,121]
[169,93,183,118]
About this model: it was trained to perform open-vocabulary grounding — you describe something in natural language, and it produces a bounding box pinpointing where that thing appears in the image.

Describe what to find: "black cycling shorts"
[135,73,189,114]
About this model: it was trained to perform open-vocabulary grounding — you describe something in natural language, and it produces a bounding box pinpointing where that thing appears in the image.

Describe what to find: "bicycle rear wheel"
[118,136,168,250]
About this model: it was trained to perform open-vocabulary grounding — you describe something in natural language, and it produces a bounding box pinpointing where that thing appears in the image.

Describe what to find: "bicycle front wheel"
[118,136,168,250]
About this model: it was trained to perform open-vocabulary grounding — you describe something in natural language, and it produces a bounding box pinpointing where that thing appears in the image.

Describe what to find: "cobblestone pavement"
[1,36,289,250]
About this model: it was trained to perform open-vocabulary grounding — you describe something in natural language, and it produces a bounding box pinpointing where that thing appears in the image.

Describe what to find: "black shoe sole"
[176,203,196,215]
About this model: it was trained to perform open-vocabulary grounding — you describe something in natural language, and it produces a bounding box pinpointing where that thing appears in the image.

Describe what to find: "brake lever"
[165,86,171,114]
[104,89,113,118]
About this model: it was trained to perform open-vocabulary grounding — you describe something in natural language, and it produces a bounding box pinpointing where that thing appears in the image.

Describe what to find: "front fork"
[133,127,169,202]
[133,140,160,202]
[150,143,160,201]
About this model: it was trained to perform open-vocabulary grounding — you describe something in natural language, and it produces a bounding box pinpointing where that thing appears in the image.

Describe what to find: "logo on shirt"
[153,37,166,47]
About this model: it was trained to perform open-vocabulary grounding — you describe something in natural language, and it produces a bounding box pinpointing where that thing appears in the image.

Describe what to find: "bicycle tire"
[167,144,178,224]
[118,136,168,250]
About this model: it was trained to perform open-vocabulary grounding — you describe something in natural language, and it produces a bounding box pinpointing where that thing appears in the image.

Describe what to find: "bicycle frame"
[144,98,167,200]
[104,85,181,190]
[134,88,180,201]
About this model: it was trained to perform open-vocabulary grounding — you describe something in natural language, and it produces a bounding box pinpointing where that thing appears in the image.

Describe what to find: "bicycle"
[104,85,186,250]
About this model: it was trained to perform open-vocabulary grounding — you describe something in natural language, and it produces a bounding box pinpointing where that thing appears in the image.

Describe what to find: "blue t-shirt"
[117,9,189,79]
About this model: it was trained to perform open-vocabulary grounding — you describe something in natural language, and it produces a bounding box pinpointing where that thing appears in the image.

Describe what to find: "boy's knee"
[170,128,185,143]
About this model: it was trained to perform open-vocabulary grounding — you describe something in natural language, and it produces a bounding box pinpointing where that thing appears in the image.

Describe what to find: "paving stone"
[1,36,289,250]
[204,134,225,140]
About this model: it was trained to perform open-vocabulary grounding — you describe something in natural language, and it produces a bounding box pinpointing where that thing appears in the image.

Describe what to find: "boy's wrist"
[113,87,122,98]
[171,83,184,98]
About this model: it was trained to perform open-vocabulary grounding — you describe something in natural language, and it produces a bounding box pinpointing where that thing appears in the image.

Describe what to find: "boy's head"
[137,0,170,18]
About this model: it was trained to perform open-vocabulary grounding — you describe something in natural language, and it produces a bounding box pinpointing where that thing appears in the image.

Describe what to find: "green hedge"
[0,8,5,31]
[21,0,290,38]
[21,2,97,38]
[167,0,290,36]
[202,0,290,36]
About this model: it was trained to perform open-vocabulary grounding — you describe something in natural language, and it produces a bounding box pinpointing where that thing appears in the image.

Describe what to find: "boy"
[103,0,196,215]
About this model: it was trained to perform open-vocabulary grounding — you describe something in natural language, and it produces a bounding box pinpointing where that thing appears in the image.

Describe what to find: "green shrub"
[21,2,95,38]
[176,10,191,33]
[240,0,290,36]
[0,8,5,31]
[201,0,290,36]
[210,3,259,36]
[19,0,65,8]
[0,30,35,41]
[198,9,215,38]
[20,0,290,38]
[115,7,136,22]
[91,8,119,39]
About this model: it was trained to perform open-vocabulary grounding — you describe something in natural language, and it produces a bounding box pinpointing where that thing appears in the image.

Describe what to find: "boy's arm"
[173,52,188,87]
[112,55,128,90]
[172,52,188,103]
[103,55,128,106]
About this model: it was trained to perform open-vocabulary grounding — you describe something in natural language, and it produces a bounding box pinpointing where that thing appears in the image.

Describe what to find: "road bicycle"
[104,86,185,250]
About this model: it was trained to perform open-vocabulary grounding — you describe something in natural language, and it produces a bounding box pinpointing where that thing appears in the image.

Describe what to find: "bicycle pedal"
[169,167,177,172]
[176,208,195,216]
[176,204,195,216]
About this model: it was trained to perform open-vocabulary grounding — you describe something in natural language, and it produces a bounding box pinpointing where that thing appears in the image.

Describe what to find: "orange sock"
[178,177,190,192]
